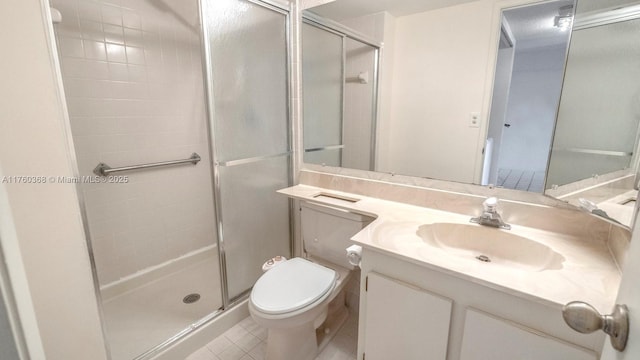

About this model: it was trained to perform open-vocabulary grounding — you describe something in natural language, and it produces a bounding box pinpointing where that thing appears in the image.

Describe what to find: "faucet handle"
[483,197,498,211]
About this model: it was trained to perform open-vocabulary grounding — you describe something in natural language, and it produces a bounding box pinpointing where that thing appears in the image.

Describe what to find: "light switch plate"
[469,112,480,128]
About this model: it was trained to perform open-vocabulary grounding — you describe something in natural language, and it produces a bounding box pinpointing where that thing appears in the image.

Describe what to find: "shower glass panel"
[302,23,344,166]
[50,0,222,358]
[343,38,377,171]
[202,0,291,300]
[0,294,19,360]
[0,247,22,360]
[206,1,289,162]
[547,18,640,186]
[219,157,291,298]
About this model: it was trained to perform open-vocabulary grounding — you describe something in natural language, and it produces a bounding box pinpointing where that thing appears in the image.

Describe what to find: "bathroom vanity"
[280,182,622,360]
[358,248,602,360]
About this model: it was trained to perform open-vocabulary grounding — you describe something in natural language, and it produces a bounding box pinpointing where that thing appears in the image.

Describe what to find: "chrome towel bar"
[93,153,201,177]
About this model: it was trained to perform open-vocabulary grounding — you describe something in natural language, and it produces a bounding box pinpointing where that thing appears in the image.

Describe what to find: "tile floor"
[103,255,222,360]
[497,168,546,192]
[186,311,358,360]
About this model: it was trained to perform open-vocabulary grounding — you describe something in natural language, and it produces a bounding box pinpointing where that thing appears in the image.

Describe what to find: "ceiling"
[310,0,481,20]
[504,0,575,49]
[311,0,576,50]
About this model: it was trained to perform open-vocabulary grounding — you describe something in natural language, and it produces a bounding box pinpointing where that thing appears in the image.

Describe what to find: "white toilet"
[249,202,370,360]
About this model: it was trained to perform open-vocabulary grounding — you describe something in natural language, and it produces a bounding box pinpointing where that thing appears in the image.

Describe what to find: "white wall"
[497,44,567,172]
[385,0,496,183]
[50,0,218,285]
[0,0,107,358]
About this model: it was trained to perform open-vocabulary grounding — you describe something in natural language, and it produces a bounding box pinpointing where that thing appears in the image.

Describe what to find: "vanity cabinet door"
[363,272,452,360]
[460,309,597,360]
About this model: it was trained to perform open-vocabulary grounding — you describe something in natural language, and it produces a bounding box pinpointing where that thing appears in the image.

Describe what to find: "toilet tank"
[301,202,373,269]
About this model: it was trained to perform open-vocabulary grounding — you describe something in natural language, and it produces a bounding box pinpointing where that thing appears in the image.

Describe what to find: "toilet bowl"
[250,258,339,360]
[249,202,371,360]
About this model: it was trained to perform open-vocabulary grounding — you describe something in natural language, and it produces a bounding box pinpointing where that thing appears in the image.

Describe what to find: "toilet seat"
[251,258,337,315]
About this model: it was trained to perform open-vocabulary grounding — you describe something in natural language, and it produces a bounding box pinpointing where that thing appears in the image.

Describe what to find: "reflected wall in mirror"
[545,0,640,227]
[302,0,574,187]
[482,2,572,192]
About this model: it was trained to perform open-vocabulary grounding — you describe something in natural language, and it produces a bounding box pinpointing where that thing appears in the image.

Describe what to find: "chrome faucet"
[470,197,511,230]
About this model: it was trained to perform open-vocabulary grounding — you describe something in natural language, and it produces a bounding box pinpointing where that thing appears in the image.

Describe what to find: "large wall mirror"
[301,0,640,227]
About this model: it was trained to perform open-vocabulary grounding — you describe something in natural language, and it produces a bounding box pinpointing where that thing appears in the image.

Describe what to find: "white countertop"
[279,185,621,313]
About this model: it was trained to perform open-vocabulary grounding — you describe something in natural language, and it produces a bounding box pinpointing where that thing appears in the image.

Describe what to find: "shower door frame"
[199,0,295,310]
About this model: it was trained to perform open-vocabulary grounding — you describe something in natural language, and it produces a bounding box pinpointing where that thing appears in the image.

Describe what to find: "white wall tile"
[127,64,147,82]
[106,43,126,62]
[122,10,142,29]
[52,0,216,285]
[104,23,124,44]
[80,20,104,41]
[108,62,128,81]
[77,1,102,22]
[83,40,107,60]
[59,36,85,57]
[124,28,144,47]
[101,4,123,26]
[125,46,145,64]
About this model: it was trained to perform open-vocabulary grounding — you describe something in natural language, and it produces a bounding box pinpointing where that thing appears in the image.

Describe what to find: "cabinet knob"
[562,301,628,351]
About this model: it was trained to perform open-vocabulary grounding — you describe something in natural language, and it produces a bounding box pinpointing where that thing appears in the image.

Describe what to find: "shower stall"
[49,0,291,358]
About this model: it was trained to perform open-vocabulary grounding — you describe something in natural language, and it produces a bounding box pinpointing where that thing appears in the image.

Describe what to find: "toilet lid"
[251,258,337,315]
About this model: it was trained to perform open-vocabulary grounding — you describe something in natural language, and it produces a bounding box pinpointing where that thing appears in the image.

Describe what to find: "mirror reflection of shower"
[302,17,380,171]
[545,2,640,227]
[482,0,574,193]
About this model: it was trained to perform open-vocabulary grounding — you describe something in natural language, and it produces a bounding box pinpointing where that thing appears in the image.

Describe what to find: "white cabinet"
[357,249,604,360]
[460,309,597,360]
[363,272,452,360]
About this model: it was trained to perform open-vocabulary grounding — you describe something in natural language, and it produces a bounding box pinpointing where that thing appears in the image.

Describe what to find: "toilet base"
[265,322,318,360]
[261,289,351,360]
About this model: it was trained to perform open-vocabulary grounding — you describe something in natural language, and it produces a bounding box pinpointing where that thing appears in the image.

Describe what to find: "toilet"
[249,202,371,360]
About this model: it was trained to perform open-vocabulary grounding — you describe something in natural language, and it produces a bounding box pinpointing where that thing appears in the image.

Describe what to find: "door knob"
[562,301,628,351]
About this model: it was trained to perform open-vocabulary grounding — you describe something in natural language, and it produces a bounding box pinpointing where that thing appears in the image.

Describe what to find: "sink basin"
[416,223,564,272]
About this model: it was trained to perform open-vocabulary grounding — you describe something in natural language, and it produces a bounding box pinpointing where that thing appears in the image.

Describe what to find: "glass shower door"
[302,22,344,166]
[202,0,291,301]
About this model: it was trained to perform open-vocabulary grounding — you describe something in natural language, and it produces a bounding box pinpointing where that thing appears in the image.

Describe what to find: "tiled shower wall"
[51,0,217,285]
